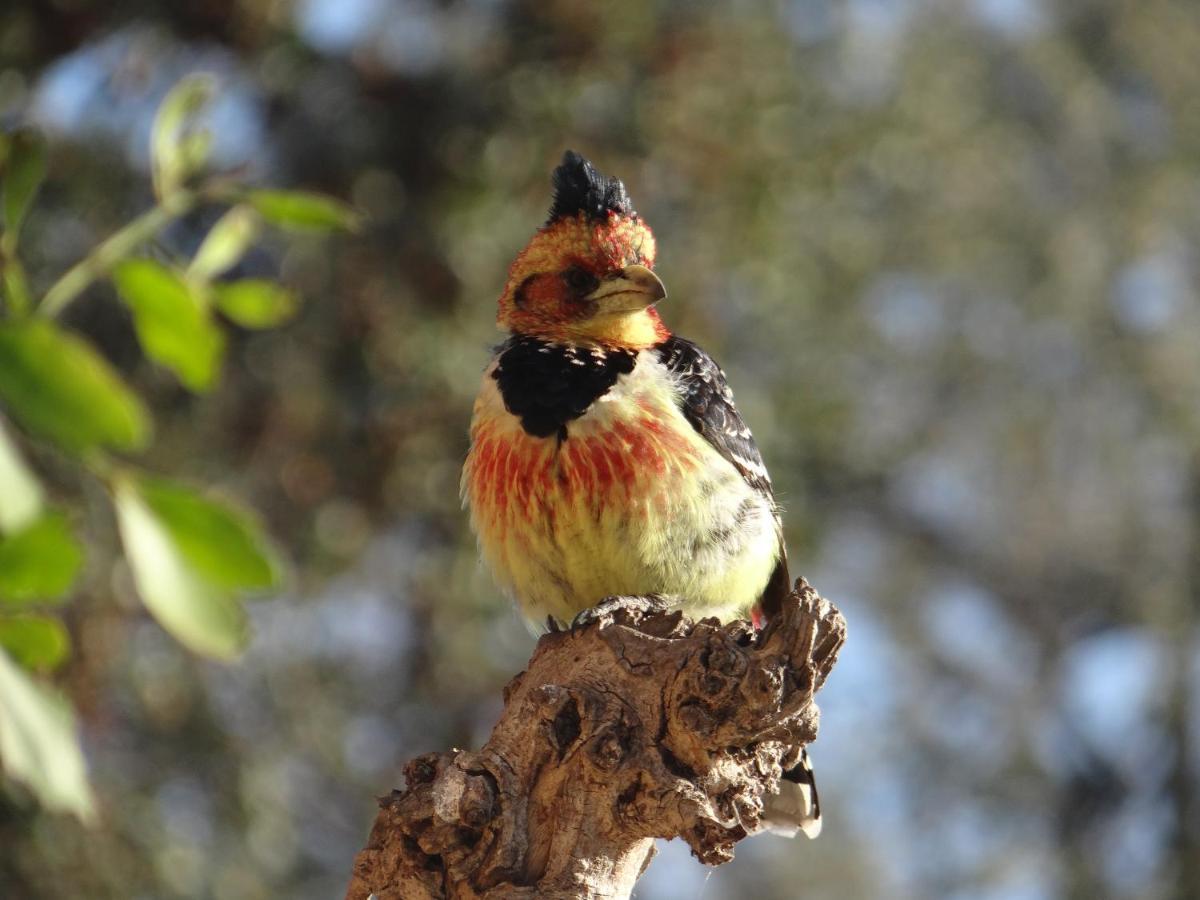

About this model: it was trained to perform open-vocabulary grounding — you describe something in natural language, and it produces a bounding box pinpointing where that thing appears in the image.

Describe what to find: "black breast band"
[492,337,638,440]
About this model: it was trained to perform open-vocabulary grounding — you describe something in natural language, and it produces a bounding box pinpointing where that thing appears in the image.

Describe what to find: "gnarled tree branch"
[345,578,846,900]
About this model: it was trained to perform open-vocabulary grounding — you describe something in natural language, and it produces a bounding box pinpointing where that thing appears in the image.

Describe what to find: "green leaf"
[247,190,361,233]
[0,319,152,454]
[112,259,225,392]
[2,130,47,240]
[0,419,42,534]
[0,615,70,672]
[3,258,33,316]
[113,479,248,660]
[213,280,298,329]
[177,130,213,177]
[188,206,261,281]
[0,645,95,821]
[151,75,214,199]
[137,476,281,592]
[0,513,83,606]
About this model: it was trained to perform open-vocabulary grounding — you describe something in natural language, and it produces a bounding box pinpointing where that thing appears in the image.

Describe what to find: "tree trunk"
[344,578,846,900]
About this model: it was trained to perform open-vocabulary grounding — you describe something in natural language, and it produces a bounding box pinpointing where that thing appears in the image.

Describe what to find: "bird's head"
[496,151,668,349]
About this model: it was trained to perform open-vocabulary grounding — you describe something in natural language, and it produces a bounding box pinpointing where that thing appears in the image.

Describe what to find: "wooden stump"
[345,578,846,900]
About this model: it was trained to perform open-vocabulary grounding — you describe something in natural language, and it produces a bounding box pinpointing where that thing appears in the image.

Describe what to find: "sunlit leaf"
[138,476,281,592]
[113,479,247,660]
[0,513,83,606]
[0,418,42,535]
[0,615,70,672]
[0,645,95,821]
[0,320,151,453]
[2,130,47,240]
[188,206,261,281]
[178,130,213,177]
[213,280,298,329]
[112,259,225,392]
[247,190,361,233]
[151,74,214,199]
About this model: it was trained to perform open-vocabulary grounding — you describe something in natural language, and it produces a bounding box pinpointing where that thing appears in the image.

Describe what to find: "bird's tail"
[751,562,822,838]
[762,748,822,839]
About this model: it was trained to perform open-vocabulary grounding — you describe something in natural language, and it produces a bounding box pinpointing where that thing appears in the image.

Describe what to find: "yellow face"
[496,213,667,349]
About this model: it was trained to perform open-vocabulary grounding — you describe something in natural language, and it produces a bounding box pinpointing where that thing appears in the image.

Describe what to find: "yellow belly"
[462,405,779,624]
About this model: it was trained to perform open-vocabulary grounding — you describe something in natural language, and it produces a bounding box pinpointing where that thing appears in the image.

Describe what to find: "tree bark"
[344,578,846,900]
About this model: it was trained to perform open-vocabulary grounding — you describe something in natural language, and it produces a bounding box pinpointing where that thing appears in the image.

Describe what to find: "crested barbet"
[461,150,821,838]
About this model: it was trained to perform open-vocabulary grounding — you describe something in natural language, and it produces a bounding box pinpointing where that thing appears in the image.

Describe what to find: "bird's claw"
[569,594,675,631]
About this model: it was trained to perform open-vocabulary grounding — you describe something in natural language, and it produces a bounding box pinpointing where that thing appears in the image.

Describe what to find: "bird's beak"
[585,263,667,314]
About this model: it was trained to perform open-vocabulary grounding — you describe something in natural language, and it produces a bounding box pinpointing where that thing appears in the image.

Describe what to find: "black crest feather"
[547,150,635,224]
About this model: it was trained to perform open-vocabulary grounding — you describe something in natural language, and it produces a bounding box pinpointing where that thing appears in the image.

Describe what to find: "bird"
[461,150,820,837]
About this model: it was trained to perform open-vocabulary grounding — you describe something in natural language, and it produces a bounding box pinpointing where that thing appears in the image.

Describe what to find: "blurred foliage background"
[1,0,1198,898]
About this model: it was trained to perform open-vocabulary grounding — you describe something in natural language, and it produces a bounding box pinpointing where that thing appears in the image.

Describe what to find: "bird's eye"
[562,266,598,295]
